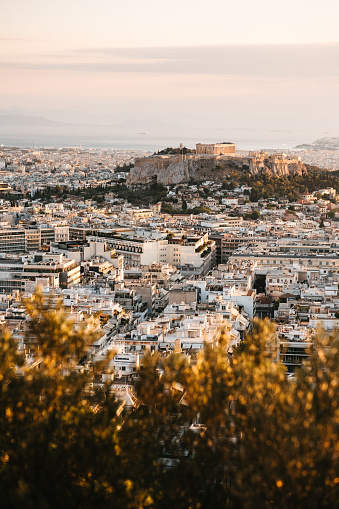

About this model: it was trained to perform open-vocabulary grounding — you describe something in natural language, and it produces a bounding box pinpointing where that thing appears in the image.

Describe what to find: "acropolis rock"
[126,152,306,186]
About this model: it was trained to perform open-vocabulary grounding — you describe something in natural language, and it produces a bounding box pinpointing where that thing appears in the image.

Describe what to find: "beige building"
[196,142,236,155]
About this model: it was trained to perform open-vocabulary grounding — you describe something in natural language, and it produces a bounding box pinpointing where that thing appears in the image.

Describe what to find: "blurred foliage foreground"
[0,293,338,509]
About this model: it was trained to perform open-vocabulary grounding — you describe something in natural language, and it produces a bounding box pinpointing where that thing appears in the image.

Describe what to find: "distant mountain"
[0,112,328,151]
[295,137,339,151]
[0,114,71,128]
[0,113,210,143]
[0,113,185,135]
[113,117,183,131]
[0,107,28,116]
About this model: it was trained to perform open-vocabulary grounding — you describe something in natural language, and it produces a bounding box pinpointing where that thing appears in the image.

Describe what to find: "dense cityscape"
[1,137,339,506]
[0,140,339,370]
[2,0,339,504]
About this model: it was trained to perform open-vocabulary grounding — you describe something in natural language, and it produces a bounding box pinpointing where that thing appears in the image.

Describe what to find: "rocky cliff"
[127,159,191,185]
[126,156,217,185]
[126,154,306,185]
[249,156,306,176]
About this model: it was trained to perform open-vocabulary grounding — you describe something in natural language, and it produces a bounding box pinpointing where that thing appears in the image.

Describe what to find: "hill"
[127,152,307,186]
[295,137,339,151]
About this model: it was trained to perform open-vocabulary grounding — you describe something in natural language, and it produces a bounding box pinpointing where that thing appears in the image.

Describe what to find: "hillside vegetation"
[0,295,338,508]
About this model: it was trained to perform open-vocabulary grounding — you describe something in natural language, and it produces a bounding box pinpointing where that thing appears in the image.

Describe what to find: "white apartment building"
[92,233,215,275]
[266,269,298,300]
[54,226,69,242]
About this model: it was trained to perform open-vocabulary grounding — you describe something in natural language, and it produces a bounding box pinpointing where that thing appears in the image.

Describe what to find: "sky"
[1,0,339,134]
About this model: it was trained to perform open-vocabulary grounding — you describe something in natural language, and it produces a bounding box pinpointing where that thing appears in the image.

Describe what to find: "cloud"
[1,42,338,132]
[0,37,50,42]
[1,43,339,79]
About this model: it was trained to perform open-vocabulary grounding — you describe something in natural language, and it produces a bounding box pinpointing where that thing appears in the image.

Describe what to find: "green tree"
[250,188,260,202]
[250,209,260,220]
[1,297,339,509]
[127,321,339,508]
[0,292,127,509]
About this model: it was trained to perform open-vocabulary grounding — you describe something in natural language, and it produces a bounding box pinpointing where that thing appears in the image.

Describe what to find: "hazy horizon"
[2,1,339,139]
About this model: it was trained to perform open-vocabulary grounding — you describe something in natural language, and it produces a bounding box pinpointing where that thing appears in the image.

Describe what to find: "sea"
[0,128,332,152]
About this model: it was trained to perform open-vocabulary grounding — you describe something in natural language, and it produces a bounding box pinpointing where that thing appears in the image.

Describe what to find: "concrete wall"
[196,143,236,155]
[168,289,197,306]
